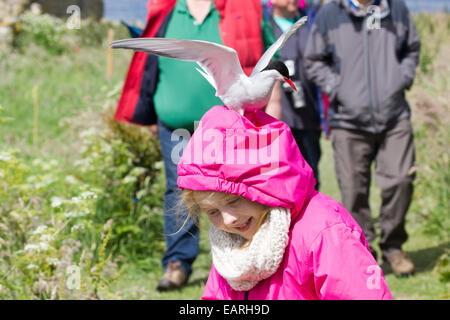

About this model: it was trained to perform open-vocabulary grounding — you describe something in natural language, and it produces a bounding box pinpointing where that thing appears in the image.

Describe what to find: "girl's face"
[271,0,299,13]
[195,193,267,240]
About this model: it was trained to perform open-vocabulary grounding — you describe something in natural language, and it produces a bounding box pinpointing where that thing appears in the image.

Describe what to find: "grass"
[109,217,212,300]
[1,16,449,300]
[0,42,131,165]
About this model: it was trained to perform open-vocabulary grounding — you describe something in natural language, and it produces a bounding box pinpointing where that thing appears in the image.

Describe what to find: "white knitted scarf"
[209,207,291,291]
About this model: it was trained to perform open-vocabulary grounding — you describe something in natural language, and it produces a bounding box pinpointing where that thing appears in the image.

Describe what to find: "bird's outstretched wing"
[111,38,244,96]
[250,16,308,77]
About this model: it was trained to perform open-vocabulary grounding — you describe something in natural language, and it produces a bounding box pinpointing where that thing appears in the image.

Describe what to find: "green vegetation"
[0,11,448,299]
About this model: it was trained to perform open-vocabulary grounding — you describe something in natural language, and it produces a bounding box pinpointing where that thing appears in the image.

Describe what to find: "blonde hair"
[180,189,271,247]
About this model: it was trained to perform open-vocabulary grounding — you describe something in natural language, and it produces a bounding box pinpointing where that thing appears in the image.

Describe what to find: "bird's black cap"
[262,60,290,79]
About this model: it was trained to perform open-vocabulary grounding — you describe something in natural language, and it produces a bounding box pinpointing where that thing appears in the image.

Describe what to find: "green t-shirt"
[154,0,276,131]
[273,15,296,32]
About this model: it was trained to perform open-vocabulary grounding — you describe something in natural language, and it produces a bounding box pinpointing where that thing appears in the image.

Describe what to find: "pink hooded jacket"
[177,105,392,300]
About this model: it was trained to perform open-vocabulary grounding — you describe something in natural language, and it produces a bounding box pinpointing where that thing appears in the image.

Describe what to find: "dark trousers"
[291,129,321,190]
[331,119,416,259]
[158,119,199,277]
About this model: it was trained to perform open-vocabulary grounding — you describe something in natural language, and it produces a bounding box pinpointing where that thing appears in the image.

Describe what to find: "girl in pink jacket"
[177,105,392,300]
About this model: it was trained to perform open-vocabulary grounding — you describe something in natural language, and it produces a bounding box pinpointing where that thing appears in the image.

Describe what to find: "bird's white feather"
[195,66,217,90]
[110,17,308,111]
[111,38,243,96]
[250,16,308,77]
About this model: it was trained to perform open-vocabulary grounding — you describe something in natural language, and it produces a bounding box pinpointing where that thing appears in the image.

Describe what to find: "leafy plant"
[75,107,165,267]
[409,13,450,242]
[14,10,68,54]
[13,10,129,55]
[0,150,123,299]
[414,13,447,75]
[433,249,450,292]
[76,18,129,47]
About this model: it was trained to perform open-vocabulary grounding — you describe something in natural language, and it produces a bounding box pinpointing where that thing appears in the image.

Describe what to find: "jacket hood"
[177,105,316,225]
[335,0,390,19]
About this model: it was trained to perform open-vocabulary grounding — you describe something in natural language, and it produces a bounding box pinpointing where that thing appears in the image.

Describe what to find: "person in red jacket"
[115,0,281,291]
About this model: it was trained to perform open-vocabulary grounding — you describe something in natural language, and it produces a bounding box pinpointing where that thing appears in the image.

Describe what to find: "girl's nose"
[221,211,238,227]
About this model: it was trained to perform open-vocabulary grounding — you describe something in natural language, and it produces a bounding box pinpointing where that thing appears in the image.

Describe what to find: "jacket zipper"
[363,15,379,133]
[244,291,249,300]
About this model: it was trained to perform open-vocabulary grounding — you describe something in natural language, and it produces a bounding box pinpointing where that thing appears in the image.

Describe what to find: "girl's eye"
[207,209,220,217]
[227,198,240,206]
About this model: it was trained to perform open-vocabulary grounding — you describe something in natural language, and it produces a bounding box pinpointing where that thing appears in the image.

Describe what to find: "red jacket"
[115,0,265,125]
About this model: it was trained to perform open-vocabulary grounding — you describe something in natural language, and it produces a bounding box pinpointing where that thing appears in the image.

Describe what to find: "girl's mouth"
[235,217,252,232]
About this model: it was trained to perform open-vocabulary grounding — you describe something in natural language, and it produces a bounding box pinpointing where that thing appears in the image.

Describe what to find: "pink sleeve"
[310,224,393,300]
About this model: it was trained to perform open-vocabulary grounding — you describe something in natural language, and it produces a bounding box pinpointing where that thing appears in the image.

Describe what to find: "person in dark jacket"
[304,0,420,276]
[265,0,322,190]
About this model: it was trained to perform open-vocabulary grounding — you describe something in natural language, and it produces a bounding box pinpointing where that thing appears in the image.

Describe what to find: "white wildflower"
[32,225,48,235]
[40,234,54,242]
[64,211,76,218]
[34,182,46,189]
[71,224,85,233]
[32,158,43,167]
[73,159,86,167]
[9,211,22,223]
[34,279,49,294]
[100,143,113,153]
[38,242,50,252]
[26,175,37,183]
[24,244,39,253]
[0,153,13,161]
[64,211,89,218]
[79,127,98,139]
[136,189,147,200]
[89,152,100,160]
[154,161,164,170]
[41,162,52,171]
[51,197,64,208]
[79,191,97,200]
[70,196,82,204]
[123,176,137,184]
[65,175,78,185]
[26,264,38,270]
[46,257,60,267]
[41,173,56,184]
[130,167,147,177]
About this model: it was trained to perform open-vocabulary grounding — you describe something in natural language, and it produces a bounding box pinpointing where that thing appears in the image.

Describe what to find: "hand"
[149,124,158,139]
[264,81,282,120]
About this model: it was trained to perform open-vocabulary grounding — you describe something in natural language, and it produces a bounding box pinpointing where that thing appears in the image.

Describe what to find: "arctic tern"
[111,16,307,113]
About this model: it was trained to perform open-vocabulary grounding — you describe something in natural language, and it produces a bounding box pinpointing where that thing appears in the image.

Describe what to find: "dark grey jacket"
[269,12,320,131]
[304,0,420,133]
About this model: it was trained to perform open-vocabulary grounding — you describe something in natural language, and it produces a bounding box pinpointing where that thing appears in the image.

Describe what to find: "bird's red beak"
[284,77,297,91]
